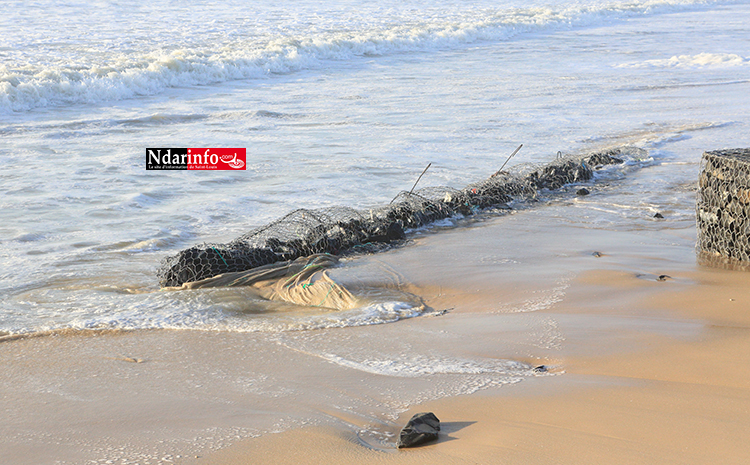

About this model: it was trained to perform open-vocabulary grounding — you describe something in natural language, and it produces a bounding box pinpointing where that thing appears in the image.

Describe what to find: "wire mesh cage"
[697,148,750,269]
[158,147,639,287]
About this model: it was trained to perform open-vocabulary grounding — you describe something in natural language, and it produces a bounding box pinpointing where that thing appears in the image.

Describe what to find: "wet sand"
[3,200,749,464]
[191,263,750,465]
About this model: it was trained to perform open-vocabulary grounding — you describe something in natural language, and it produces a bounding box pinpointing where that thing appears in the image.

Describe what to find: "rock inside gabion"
[697,148,750,268]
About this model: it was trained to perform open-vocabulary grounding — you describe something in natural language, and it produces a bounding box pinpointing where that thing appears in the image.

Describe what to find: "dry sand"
[3,205,749,464]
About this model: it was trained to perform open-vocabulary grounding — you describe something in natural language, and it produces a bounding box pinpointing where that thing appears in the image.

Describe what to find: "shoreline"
[3,200,749,464]
[3,0,749,462]
[191,264,750,464]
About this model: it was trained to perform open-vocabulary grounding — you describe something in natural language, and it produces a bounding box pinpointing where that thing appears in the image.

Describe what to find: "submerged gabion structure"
[158,148,641,287]
[697,148,750,268]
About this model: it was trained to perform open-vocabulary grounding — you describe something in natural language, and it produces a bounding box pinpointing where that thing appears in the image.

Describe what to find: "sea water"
[1,0,748,367]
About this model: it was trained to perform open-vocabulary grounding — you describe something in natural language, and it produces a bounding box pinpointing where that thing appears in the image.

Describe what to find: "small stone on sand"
[397,412,441,449]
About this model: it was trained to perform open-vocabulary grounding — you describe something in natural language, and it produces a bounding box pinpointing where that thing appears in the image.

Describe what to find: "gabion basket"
[697,148,750,269]
[158,148,640,287]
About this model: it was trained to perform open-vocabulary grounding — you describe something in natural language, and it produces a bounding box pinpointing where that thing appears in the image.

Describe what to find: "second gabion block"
[697,148,750,268]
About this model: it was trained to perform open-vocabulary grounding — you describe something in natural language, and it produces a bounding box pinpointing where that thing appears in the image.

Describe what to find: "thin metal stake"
[409,162,432,195]
[493,144,523,177]
[390,162,432,204]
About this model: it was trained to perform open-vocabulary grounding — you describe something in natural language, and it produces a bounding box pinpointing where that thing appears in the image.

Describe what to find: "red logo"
[186,148,246,170]
[146,148,246,170]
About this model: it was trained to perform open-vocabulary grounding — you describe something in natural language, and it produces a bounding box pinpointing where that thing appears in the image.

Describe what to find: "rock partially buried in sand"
[397,412,441,449]
[654,212,664,219]
[576,188,590,196]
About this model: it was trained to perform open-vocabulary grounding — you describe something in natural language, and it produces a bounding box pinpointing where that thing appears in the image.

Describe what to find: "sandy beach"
[191,244,750,465]
[3,194,750,464]
[3,0,749,463]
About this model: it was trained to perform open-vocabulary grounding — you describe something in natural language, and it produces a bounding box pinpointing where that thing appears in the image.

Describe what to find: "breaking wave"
[0,0,738,113]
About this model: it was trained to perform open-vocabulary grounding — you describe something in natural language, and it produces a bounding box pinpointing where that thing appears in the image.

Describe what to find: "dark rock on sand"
[576,188,590,196]
[654,212,664,219]
[397,412,441,449]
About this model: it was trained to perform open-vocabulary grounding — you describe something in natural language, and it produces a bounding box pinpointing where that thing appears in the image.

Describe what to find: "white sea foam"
[618,52,750,69]
[2,295,424,337]
[224,301,425,333]
[496,276,572,314]
[312,352,530,377]
[0,0,736,113]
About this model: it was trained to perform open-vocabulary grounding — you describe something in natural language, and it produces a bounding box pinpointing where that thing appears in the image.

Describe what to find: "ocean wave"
[617,52,750,69]
[0,0,738,113]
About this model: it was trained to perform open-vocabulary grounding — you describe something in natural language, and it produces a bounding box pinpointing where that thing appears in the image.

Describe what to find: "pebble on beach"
[397,412,441,449]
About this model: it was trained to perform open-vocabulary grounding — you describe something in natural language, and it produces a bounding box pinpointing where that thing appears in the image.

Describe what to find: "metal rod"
[391,162,432,204]
[493,144,523,177]
[409,162,432,195]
